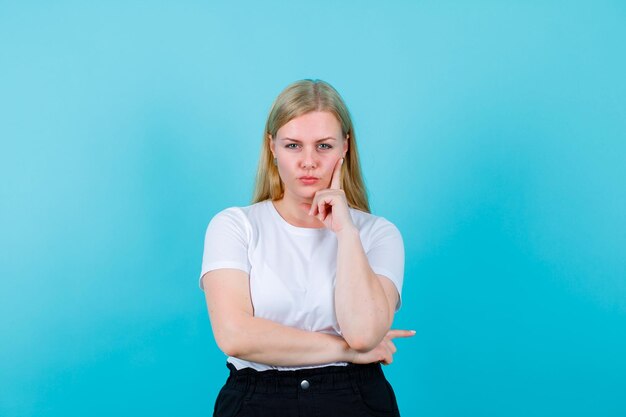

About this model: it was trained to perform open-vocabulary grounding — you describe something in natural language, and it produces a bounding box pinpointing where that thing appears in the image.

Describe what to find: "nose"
[301,147,318,169]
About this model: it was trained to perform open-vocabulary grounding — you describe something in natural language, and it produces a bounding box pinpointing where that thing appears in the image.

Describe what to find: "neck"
[273,191,325,229]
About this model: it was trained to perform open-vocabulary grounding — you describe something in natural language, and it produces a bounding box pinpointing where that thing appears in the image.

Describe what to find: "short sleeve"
[198,207,251,290]
[366,219,405,311]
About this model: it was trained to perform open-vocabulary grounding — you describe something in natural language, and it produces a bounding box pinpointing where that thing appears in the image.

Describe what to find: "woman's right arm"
[203,268,356,366]
[203,268,409,366]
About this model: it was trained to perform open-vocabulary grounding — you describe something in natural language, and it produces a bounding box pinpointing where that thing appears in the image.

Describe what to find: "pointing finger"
[330,157,343,190]
[387,330,417,340]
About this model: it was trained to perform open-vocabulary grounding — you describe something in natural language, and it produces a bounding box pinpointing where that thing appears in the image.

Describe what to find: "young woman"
[200,79,414,417]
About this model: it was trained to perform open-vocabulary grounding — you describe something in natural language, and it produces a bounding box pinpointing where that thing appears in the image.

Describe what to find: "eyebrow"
[281,137,337,142]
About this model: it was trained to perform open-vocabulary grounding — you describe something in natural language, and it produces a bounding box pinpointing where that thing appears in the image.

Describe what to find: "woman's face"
[270,111,348,201]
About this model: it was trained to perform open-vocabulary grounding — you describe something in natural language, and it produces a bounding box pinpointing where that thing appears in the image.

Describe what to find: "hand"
[308,158,355,234]
[350,330,416,365]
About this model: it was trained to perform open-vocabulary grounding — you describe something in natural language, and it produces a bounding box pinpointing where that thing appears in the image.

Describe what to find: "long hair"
[252,79,370,213]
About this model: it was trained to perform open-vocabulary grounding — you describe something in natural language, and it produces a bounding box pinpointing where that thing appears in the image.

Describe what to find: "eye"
[285,143,300,149]
[318,143,333,150]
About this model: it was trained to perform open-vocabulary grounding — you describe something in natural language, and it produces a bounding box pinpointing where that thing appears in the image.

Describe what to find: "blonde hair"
[252,79,370,213]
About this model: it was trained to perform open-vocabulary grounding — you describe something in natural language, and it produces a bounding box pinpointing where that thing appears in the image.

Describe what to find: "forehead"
[276,111,342,140]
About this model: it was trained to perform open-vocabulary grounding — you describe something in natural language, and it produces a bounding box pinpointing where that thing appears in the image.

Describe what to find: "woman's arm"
[307,159,403,353]
[203,268,357,366]
[334,227,399,352]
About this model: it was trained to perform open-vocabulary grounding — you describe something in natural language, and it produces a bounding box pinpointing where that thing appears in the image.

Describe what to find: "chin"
[286,182,323,200]
[291,188,316,200]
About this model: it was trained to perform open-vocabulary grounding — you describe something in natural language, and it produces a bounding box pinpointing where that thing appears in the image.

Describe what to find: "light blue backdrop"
[1,1,625,416]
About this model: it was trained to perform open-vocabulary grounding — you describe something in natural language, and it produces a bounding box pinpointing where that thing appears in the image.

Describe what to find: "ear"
[343,134,349,157]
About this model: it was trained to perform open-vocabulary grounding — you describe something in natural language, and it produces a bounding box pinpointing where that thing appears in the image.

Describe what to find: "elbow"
[340,315,391,353]
[215,335,242,358]
[343,333,382,353]
[212,318,248,358]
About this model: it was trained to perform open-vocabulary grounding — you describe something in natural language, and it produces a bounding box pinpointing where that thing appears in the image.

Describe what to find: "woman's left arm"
[309,158,401,352]
[335,227,398,351]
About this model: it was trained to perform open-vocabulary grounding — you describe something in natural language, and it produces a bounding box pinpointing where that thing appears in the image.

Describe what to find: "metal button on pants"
[300,379,310,390]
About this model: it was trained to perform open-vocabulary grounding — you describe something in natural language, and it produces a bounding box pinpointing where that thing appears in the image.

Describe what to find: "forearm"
[335,227,391,351]
[213,314,355,367]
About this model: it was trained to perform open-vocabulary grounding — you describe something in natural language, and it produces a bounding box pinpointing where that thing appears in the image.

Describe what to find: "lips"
[299,176,319,185]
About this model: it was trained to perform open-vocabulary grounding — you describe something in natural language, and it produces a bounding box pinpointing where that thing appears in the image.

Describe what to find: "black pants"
[213,361,401,417]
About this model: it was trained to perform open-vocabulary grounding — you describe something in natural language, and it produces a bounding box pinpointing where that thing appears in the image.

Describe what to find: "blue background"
[1,1,625,416]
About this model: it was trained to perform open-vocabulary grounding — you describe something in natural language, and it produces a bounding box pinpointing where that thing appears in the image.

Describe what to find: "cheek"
[323,156,342,173]
[322,163,334,176]
[276,160,295,179]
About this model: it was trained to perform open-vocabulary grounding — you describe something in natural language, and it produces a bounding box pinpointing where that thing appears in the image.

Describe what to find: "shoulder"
[209,201,268,224]
[349,207,403,240]
[207,207,247,232]
[206,200,271,234]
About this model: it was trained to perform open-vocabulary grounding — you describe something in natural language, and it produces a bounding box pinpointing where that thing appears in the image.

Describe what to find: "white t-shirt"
[199,199,404,371]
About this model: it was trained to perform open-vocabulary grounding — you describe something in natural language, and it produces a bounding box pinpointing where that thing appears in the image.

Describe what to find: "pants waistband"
[224,362,383,394]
